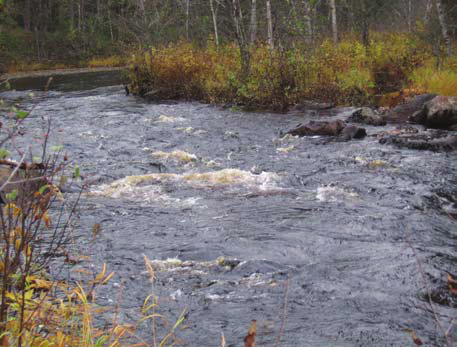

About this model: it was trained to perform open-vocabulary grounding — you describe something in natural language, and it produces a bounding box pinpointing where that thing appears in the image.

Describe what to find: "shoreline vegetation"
[128,35,457,111]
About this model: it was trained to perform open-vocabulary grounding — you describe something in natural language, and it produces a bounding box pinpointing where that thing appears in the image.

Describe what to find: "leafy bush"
[129,33,449,109]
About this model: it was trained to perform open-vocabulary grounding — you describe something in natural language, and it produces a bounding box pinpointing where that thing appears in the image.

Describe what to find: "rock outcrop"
[346,107,386,126]
[409,95,457,129]
[286,120,366,141]
[286,120,346,137]
[385,94,436,123]
[379,130,457,151]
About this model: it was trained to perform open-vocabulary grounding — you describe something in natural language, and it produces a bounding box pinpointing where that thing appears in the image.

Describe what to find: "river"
[1,72,456,346]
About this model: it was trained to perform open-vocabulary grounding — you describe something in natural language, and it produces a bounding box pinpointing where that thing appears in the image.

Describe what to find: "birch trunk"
[209,0,219,47]
[303,0,313,44]
[329,0,337,46]
[435,0,452,56]
[249,0,257,45]
[424,0,433,26]
[266,0,273,51]
[186,0,190,40]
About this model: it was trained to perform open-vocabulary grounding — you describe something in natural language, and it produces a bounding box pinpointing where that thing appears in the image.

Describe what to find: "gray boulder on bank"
[385,94,436,123]
[347,107,386,126]
[409,95,457,129]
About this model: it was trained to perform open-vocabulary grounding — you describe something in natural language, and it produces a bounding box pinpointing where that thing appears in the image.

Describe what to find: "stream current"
[1,75,456,346]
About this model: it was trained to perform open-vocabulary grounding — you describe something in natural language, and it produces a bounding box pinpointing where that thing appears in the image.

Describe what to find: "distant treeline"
[0,0,456,66]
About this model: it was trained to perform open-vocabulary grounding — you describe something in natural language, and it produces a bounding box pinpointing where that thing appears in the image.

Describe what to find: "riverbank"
[128,35,457,110]
[0,66,126,81]
[0,67,128,92]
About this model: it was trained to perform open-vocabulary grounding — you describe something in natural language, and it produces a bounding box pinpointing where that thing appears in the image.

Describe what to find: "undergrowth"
[129,33,456,110]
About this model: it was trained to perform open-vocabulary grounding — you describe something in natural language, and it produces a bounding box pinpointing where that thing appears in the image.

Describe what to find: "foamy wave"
[90,169,282,200]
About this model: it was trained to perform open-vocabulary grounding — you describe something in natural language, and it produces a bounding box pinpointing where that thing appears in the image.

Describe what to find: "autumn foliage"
[128,34,456,110]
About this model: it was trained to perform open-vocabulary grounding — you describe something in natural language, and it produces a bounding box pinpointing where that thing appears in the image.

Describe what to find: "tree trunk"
[69,0,75,30]
[210,0,219,47]
[24,0,31,31]
[249,0,256,45]
[303,0,313,44]
[186,0,190,40]
[138,0,145,19]
[435,0,452,56]
[424,0,433,25]
[232,0,250,78]
[407,0,412,32]
[329,0,337,46]
[266,0,273,51]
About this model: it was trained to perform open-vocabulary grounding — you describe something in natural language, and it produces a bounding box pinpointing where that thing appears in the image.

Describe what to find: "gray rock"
[386,94,436,123]
[347,107,386,126]
[379,130,457,151]
[286,120,346,137]
[338,125,367,141]
[409,96,457,129]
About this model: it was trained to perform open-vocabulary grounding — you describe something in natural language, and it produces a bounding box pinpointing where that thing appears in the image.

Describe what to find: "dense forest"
[0,0,456,66]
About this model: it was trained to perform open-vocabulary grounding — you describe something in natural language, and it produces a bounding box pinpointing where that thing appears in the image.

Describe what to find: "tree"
[435,0,452,56]
[329,0,337,46]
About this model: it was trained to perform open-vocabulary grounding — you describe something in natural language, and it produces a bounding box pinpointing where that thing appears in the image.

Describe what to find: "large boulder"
[385,94,436,124]
[286,120,346,137]
[347,107,386,126]
[409,96,457,129]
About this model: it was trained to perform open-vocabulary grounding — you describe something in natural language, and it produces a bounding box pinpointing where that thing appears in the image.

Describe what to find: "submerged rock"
[338,125,367,141]
[286,120,366,141]
[291,100,335,111]
[379,130,457,151]
[409,95,457,129]
[286,120,346,137]
[385,94,436,123]
[346,107,386,126]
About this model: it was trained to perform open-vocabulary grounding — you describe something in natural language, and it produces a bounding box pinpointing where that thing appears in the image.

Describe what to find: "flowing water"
[1,74,456,346]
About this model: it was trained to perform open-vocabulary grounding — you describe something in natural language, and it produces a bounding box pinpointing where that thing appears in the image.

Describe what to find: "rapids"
[1,73,456,346]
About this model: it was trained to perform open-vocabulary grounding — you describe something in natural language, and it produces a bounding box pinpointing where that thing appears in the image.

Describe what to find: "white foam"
[316,185,359,202]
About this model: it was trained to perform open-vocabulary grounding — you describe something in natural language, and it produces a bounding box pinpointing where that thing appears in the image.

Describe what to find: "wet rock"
[346,107,386,126]
[338,125,367,141]
[385,94,436,123]
[376,126,419,139]
[409,95,457,129]
[291,100,335,111]
[427,285,457,308]
[379,130,457,151]
[286,120,346,137]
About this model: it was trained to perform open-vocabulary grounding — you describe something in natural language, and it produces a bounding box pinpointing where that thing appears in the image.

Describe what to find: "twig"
[274,274,290,347]
[406,234,452,346]
[0,152,26,194]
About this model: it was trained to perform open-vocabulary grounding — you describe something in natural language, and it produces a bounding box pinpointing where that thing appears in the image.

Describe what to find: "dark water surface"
[1,76,456,346]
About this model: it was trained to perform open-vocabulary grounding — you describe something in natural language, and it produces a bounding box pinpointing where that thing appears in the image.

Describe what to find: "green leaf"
[16,111,29,119]
[32,156,42,163]
[50,145,63,152]
[0,149,9,159]
[74,166,80,179]
[39,185,49,194]
[6,190,17,201]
